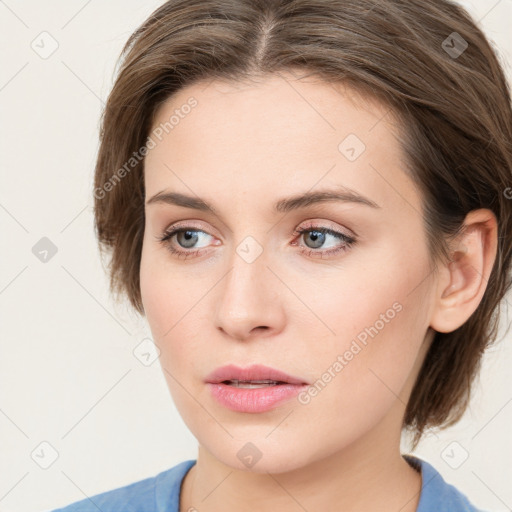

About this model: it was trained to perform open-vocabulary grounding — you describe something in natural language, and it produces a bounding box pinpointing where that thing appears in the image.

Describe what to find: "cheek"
[139,239,204,378]
[140,240,184,359]
[140,261,198,417]
[140,236,190,334]
[304,246,431,426]
[140,245,167,337]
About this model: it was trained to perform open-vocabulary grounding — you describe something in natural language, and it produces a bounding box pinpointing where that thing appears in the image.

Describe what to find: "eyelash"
[156,222,357,260]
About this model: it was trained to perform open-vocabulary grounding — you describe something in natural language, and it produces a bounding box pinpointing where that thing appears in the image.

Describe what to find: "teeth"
[226,379,282,388]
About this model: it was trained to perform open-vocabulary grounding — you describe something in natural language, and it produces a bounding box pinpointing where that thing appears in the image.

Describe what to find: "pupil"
[179,230,198,248]
[307,230,324,248]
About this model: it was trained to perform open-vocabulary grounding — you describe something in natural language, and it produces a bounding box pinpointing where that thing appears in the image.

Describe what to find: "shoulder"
[47,459,196,512]
[405,455,489,512]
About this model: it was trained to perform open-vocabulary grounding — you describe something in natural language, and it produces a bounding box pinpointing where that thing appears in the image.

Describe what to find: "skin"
[139,70,498,512]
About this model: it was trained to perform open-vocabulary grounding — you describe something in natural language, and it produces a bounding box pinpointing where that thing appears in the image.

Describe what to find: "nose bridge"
[214,233,283,339]
[221,236,270,313]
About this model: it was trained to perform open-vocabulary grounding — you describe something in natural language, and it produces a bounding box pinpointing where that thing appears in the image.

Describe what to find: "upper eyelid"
[161,222,355,243]
[162,223,213,238]
[163,217,353,231]
[162,222,351,236]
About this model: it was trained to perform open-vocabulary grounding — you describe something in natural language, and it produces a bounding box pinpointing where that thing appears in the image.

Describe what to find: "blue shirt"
[49,456,487,511]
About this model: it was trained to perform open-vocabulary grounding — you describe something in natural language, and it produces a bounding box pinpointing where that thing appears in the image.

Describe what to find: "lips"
[205,364,308,385]
[205,364,309,413]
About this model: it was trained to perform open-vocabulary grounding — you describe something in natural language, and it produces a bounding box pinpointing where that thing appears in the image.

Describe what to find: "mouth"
[221,379,289,388]
[205,364,309,413]
[205,363,309,386]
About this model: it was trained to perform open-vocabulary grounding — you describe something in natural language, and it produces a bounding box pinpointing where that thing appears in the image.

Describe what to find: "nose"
[214,247,286,342]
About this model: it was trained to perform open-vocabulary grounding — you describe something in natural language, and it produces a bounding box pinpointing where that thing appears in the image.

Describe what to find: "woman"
[51,0,512,510]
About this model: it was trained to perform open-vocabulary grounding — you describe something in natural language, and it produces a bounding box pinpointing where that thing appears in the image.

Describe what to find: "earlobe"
[430,209,498,334]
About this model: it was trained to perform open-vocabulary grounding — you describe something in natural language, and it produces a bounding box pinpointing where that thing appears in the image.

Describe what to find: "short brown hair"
[93,0,512,446]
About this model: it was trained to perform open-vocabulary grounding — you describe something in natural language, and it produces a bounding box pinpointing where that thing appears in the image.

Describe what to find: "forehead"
[144,72,422,218]
[149,72,398,145]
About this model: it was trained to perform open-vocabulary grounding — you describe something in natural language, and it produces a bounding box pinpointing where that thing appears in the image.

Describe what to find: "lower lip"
[207,382,308,413]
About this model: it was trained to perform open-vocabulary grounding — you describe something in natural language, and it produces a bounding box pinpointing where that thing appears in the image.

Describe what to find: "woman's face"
[140,71,437,473]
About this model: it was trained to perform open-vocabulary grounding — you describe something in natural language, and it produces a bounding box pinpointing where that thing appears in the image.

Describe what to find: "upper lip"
[205,364,308,385]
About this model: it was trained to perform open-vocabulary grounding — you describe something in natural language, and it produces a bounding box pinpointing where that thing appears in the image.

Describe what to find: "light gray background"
[0,1,511,511]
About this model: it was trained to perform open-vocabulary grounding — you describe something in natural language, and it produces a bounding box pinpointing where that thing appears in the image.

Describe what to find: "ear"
[430,209,498,334]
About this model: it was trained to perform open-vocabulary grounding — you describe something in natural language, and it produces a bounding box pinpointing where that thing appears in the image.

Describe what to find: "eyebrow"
[145,186,381,214]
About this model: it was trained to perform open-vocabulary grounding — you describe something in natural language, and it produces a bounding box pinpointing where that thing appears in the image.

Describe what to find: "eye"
[156,225,216,260]
[156,221,357,260]
[291,222,357,258]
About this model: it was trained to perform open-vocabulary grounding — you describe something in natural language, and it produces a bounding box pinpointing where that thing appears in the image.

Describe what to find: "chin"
[201,433,323,475]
